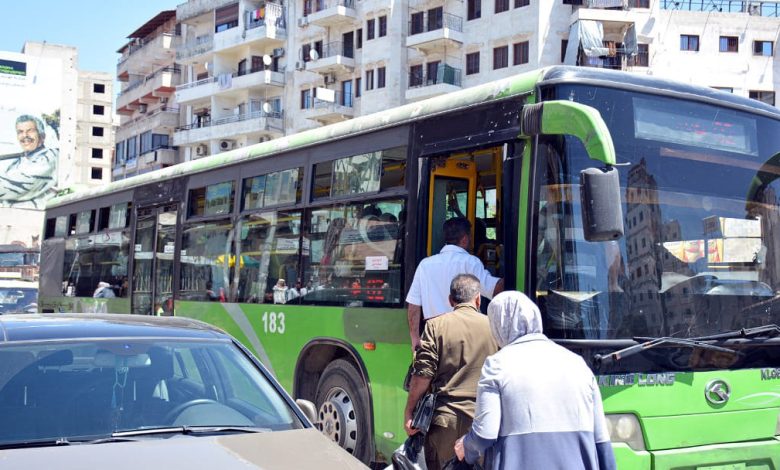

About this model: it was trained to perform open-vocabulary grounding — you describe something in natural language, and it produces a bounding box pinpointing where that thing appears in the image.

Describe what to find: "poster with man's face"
[0,52,61,209]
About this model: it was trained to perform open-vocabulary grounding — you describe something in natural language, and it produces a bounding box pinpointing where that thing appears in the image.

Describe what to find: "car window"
[0,339,303,446]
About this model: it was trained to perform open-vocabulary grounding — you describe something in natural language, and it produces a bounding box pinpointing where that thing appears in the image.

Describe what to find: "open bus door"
[132,204,177,315]
[426,147,503,277]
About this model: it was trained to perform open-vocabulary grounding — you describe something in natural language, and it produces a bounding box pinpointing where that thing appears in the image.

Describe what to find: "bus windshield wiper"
[0,437,73,449]
[593,337,738,370]
[112,425,270,438]
[689,324,780,342]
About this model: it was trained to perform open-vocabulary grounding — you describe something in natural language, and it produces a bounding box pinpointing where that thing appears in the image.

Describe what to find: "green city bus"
[40,66,780,468]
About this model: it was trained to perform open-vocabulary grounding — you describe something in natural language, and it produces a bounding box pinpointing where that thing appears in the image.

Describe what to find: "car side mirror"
[580,166,624,241]
[295,398,318,424]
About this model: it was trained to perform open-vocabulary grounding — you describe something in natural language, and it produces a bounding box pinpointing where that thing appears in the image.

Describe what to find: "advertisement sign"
[0,52,61,210]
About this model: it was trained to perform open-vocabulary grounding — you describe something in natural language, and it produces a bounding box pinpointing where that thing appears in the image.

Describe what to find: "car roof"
[0,314,228,343]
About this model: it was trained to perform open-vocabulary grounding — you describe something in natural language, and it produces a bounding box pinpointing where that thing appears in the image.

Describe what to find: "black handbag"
[411,392,437,434]
[441,456,483,470]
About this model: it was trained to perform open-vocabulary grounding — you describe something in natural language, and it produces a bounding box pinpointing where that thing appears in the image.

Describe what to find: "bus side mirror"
[580,166,624,241]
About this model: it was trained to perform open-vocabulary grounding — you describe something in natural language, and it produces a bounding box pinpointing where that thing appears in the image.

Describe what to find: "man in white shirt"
[406,217,504,350]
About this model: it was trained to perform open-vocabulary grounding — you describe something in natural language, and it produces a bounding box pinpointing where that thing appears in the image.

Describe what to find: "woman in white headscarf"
[454,291,616,470]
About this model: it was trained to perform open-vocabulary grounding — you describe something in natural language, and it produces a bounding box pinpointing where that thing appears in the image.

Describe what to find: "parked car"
[0,314,367,469]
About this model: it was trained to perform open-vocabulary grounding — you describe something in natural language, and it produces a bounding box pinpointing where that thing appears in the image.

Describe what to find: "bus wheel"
[315,359,371,463]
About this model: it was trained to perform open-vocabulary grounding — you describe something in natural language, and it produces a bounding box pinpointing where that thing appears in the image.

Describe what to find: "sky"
[0,0,181,101]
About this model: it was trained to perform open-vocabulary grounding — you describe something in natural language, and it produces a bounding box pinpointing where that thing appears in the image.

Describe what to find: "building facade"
[165,0,780,160]
[0,42,114,272]
[114,11,182,180]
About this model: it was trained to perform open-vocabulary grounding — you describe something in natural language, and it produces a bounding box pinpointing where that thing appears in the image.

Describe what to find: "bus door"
[427,147,503,276]
[132,204,178,315]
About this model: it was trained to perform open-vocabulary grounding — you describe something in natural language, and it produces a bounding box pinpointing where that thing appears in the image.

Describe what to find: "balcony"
[405,64,462,102]
[173,110,284,145]
[406,12,463,54]
[214,5,287,52]
[176,69,284,103]
[303,0,357,27]
[176,34,213,62]
[660,0,780,16]
[117,67,180,111]
[178,0,235,22]
[141,147,178,166]
[117,32,177,81]
[303,42,355,73]
[303,91,355,124]
[570,3,636,33]
[117,108,180,137]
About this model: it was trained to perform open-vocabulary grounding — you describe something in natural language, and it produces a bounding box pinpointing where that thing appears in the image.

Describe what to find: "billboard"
[0,53,61,210]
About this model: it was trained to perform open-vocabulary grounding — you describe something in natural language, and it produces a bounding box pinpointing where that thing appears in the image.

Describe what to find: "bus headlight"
[605,414,646,451]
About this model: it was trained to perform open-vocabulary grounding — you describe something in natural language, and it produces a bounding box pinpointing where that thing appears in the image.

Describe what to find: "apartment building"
[170,0,780,160]
[115,11,182,180]
[77,71,115,185]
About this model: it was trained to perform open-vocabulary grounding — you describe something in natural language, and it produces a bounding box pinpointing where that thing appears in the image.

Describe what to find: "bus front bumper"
[614,438,780,469]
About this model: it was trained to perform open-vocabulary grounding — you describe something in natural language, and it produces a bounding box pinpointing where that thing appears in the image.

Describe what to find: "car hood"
[0,428,369,469]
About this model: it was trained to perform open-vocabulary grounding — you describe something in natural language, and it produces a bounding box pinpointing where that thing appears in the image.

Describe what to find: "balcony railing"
[303,0,355,15]
[409,11,463,35]
[314,91,354,108]
[661,0,780,16]
[302,41,352,61]
[176,34,213,60]
[584,0,649,7]
[175,110,284,132]
[176,76,217,91]
[119,67,181,97]
[125,107,180,125]
[408,64,462,88]
[246,3,286,29]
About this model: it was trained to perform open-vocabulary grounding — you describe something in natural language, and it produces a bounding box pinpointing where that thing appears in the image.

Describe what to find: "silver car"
[0,314,367,469]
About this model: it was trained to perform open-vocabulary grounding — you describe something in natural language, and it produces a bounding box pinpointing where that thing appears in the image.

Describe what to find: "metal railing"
[304,0,355,15]
[301,41,351,61]
[246,2,286,29]
[175,110,284,132]
[408,11,463,35]
[119,67,181,97]
[314,91,354,109]
[176,75,217,91]
[408,64,462,88]
[661,0,780,16]
[584,0,649,7]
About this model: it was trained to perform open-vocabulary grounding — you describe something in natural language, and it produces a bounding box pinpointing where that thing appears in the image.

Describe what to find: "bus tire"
[314,358,372,464]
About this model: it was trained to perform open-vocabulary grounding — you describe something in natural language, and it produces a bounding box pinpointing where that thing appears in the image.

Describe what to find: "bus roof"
[540,67,780,118]
[47,66,780,209]
[47,67,546,209]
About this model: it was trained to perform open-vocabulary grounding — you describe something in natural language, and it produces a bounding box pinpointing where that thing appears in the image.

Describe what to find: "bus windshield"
[535,84,780,348]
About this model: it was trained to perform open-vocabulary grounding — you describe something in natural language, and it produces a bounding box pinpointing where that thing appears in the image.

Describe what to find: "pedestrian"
[453,291,616,470]
[406,217,504,350]
[93,281,116,298]
[404,274,498,470]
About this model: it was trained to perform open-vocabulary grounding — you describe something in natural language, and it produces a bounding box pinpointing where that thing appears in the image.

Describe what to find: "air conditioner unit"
[295,61,305,71]
[297,16,308,27]
[220,139,235,151]
[138,103,148,113]
[195,144,207,156]
[323,73,337,85]
[273,48,285,58]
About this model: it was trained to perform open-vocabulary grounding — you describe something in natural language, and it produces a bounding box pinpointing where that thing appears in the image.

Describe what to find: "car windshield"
[0,339,302,446]
[534,84,780,350]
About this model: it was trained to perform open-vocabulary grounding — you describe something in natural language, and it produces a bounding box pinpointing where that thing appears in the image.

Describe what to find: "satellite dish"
[262,102,273,114]
[263,54,273,66]
[309,49,319,61]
